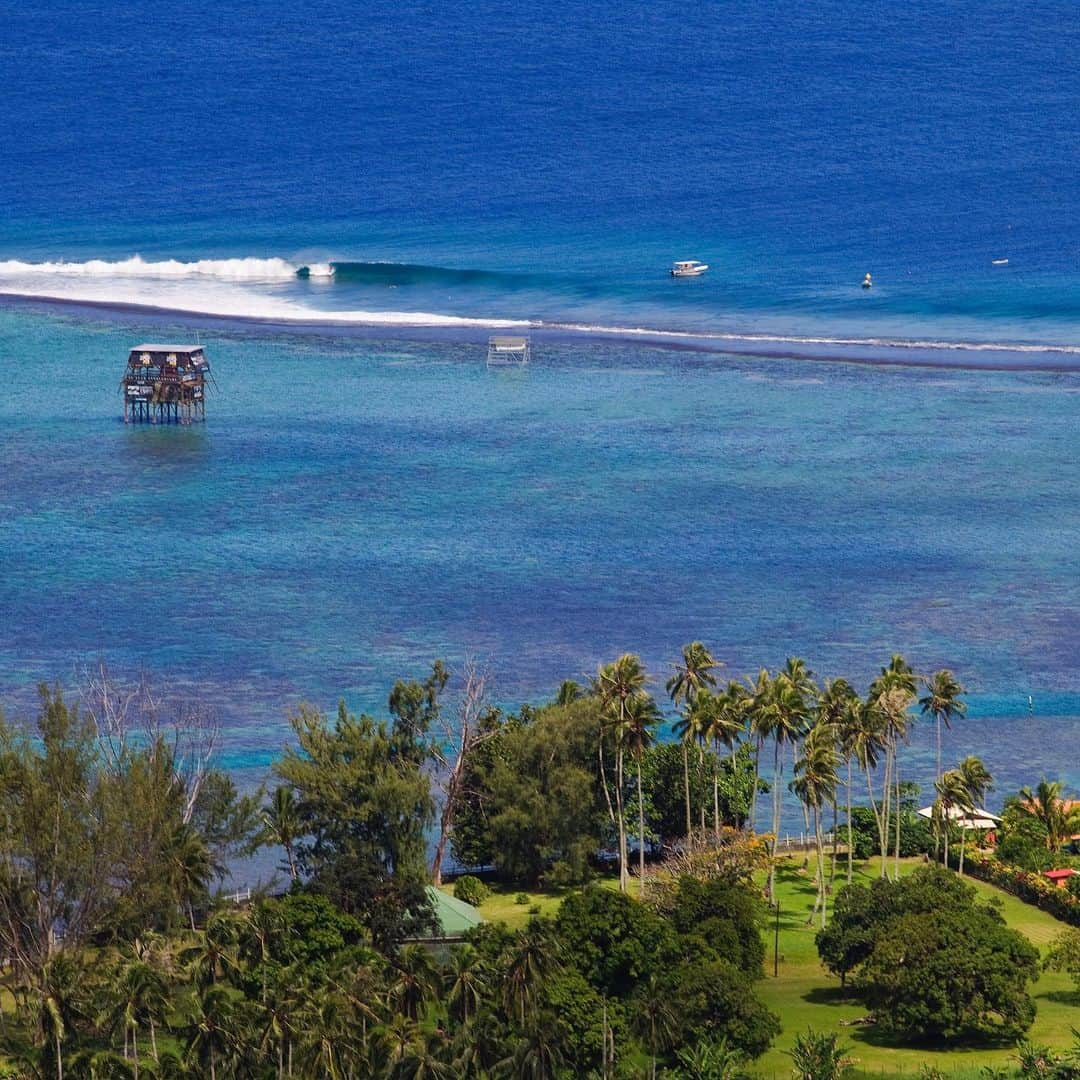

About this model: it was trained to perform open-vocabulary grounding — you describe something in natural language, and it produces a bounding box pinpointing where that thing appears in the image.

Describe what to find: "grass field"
[449,857,1080,1078]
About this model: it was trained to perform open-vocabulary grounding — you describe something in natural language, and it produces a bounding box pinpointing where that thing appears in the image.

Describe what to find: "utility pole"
[774,901,781,977]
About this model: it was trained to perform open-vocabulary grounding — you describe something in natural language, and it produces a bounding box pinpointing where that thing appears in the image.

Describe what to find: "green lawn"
[446,860,1080,1077]
[753,855,1079,1078]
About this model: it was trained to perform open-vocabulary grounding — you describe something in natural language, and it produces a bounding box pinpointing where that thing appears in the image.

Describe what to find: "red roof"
[1044,868,1077,882]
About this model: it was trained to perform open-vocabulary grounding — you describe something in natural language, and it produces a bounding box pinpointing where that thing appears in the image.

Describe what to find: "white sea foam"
[0,255,299,281]
[0,255,525,327]
[305,262,335,278]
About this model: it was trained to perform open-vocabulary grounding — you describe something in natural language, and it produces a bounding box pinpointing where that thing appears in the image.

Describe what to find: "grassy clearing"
[753,855,1079,1079]
[447,859,1080,1077]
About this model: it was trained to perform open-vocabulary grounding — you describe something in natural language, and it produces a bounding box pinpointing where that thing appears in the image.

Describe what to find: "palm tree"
[501,923,561,1025]
[758,660,815,900]
[181,913,240,990]
[692,683,748,839]
[934,769,972,869]
[869,655,917,879]
[667,642,720,837]
[954,756,993,875]
[163,821,212,931]
[792,722,840,927]
[35,956,87,1080]
[263,786,301,882]
[670,1037,747,1080]
[816,679,856,885]
[787,1028,854,1080]
[444,946,487,1029]
[620,691,660,884]
[497,1013,566,1080]
[183,986,236,1080]
[389,945,439,1022]
[632,972,678,1080]
[919,670,966,783]
[744,667,773,831]
[596,654,649,892]
[835,693,865,885]
[1017,780,1080,853]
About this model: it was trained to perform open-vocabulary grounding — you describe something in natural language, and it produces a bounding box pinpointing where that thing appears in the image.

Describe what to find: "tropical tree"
[596,654,649,893]
[667,643,720,837]
[792,722,840,927]
[815,679,856,884]
[632,972,678,1080]
[919,670,966,783]
[501,922,562,1025]
[934,769,972,869]
[444,946,487,1028]
[621,691,660,883]
[262,786,301,882]
[389,945,439,1023]
[1016,780,1080,853]
[869,655,917,879]
[693,684,748,840]
[183,986,237,1080]
[751,660,814,899]
[955,756,993,875]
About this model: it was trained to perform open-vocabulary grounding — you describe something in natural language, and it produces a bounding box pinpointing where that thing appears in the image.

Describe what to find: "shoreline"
[4,289,1080,374]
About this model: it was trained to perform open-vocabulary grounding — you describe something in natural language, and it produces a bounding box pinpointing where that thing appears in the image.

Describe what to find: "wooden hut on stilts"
[121,345,212,424]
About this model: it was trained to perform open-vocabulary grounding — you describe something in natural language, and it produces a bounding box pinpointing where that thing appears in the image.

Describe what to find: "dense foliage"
[817,867,1039,1039]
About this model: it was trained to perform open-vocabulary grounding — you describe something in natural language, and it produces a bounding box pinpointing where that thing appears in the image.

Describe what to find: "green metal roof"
[425,886,484,939]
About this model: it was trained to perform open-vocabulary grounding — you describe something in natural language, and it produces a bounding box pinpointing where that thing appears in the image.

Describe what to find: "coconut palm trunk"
[638,757,647,885]
[846,757,854,884]
[682,742,692,838]
[615,740,628,892]
[770,738,783,899]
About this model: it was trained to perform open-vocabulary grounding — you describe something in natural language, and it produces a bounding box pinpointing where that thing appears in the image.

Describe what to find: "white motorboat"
[670,260,709,277]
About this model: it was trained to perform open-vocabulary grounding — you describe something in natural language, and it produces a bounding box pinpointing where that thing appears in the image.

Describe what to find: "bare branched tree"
[429,658,500,886]
[78,661,220,822]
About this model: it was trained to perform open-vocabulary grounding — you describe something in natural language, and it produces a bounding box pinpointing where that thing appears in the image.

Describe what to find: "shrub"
[515,892,530,905]
[452,874,490,907]
[787,1029,854,1080]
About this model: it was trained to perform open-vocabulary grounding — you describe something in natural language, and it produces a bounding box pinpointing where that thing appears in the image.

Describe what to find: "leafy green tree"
[667,1037,749,1080]
[666,959,780,1059]
[1044,928,1080,993]
[859,906,1038,1039]
[274,700,434,950]
[453,697,607,886]
[658,876,767,977]
[555,886,674,998]
[816,865,987,987]
[934,768,973,869]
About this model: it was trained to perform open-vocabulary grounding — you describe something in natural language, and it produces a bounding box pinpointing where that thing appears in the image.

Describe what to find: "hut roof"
[130,344,206,354]
[421,886,484,940]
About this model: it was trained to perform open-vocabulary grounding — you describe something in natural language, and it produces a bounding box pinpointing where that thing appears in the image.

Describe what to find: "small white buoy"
[861,272,873,289]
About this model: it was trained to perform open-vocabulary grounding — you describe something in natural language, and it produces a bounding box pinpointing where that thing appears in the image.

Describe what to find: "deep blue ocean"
[1,1,1079,843]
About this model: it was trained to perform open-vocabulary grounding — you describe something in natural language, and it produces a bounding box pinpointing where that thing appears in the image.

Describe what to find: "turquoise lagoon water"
[2,305,1080,823]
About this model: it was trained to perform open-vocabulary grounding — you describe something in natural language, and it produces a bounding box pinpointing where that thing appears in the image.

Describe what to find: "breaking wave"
[2,253,1080,367]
